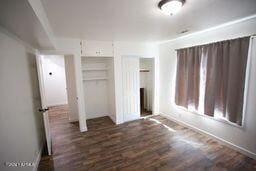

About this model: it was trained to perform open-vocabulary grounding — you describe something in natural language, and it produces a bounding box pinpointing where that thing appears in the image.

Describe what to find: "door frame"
[139,57,156,117]
[121,55,157,122]
[37,52,87,132]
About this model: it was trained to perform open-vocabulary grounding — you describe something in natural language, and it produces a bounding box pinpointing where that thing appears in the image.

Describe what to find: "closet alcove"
[81,57,116,122]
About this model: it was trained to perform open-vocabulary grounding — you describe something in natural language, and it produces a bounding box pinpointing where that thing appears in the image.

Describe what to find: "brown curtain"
[175,46,201,110]
[175,37,250,125]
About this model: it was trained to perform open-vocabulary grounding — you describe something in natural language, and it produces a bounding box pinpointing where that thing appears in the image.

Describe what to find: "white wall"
[140,58,154,111]
[0,29,44,171]
[159,16,256,158]
[41,55,68,107]
[82,57,116,120]
[83,80,109,119]
[107,58,116,122]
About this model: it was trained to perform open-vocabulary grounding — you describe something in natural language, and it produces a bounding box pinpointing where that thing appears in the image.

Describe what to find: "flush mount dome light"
[158,0,185,15]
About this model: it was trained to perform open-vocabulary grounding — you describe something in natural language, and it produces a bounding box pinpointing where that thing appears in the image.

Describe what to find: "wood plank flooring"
[38,105,256,171]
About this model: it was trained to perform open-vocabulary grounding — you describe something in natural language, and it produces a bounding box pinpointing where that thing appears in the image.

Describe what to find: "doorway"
[39,55,80,123]
[37,54,80,156]
[40,55,68,107]
[121,56,155,122]
[139,58,154,117]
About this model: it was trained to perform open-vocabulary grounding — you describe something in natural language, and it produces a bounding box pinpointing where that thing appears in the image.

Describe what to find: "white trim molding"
[33,141,45,171]
[80,126,88,132]
[0,25,36,54]
[160,113,256,160]
[28,0,56,48]
[159,14,256,44]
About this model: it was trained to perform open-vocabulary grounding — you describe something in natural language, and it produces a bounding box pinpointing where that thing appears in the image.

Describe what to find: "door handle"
[39,108,49,112]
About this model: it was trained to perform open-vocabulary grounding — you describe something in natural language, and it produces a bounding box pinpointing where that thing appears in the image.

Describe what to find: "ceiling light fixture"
[158,0,185,15]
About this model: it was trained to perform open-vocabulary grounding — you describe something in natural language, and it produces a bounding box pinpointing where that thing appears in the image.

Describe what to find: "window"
[175,37,250,126]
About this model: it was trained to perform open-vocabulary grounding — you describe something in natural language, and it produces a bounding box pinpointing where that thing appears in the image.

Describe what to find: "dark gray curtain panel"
[175,37,250,125]
[175,46,201,110]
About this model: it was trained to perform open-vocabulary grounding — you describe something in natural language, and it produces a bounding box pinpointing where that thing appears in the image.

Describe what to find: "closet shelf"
[140,69,150,72]
[82,68,108,71]
[83,77,109,81]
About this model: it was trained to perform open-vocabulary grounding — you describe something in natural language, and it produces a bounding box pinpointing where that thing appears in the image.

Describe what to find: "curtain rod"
[175,34,255,51]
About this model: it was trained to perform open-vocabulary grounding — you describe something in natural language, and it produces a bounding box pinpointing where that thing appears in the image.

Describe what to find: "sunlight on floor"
[179,139,204,148]
[148,118,177,133]
[147,118,204,148]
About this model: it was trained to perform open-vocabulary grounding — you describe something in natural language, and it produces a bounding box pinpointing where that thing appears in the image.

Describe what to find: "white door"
[64,55,79,122]
[122,57,140,122]
[36,55,52,155]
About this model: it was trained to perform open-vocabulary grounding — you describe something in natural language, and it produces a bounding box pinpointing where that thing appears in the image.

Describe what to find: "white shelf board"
[81,55,114,58]
[83,77,109,81]
[82,68,108,71]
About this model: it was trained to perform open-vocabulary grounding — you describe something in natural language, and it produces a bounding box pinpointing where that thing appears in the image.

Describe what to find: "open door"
[64,55,79,122]
[36,55,52,155]
[122,57,140,122]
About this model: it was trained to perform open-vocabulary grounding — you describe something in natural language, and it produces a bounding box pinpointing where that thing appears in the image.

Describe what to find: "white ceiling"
[38,0,256,41]
[0,0,54,49]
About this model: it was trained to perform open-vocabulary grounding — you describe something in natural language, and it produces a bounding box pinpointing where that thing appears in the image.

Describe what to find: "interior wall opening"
[38,54,81,156]
[139,58,154,117]
[39,54,80,124]
[81,57,116,128]
[40,55,68,107]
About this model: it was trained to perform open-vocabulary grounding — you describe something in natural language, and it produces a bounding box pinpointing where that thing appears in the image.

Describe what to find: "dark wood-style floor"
[38,105,256,171]
[141,109,152,117]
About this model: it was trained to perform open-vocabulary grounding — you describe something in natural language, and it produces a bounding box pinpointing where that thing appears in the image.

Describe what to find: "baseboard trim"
[109,115,116,124]
[160,113,256,160]
[33,141,44,171]
[80,126,88,132]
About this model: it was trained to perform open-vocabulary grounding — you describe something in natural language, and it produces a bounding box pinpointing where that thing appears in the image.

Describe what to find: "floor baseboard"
[160,113,256,160]
[33,141,44,171]
[109,115,116,124]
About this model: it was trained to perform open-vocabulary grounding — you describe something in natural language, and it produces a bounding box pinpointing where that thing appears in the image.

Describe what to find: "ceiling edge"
[27,0,56,49]
[158,14,256,44]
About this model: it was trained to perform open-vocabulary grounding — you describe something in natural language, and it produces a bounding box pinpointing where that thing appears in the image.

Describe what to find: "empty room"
[0,0,256,170]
